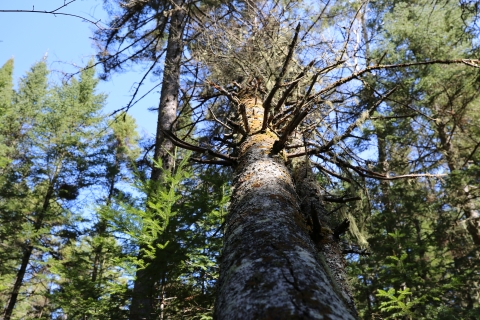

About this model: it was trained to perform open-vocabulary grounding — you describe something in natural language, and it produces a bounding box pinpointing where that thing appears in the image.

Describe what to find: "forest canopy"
[1,0,480,319]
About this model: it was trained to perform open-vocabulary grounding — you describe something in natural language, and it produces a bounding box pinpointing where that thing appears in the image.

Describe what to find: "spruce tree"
[0,59,108,319]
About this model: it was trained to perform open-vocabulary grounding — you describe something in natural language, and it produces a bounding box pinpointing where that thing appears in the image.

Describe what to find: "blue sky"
[0,0,159,136]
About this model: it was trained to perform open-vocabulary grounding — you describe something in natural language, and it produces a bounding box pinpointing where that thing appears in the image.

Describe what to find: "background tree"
[47,113,141,319]
[346,0,480,318]
[0,59,109,319]
[95,1,218,316]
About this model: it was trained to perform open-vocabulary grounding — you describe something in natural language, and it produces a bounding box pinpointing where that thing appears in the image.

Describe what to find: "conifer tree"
[0,59,108,319]
[347,0,480,318]
[95,1,237,317]
[48,113,141,319]
[161,0,480,317]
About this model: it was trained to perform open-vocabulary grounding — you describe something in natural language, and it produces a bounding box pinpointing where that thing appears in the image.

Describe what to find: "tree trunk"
[3,245,34,320]
[214,94,357,319]
[290,155,357,316]
[151,1,186,179]
[437,122,480,245]
[3,184,54,320]
[130,2,186,319]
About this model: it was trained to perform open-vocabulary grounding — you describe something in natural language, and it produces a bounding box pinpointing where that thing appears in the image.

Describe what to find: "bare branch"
[315,152,447,181]
[273,59,316,115]
[162,130,237,163]
[191,158,234,166]
[207,81,240,104]
[317,87,397,153]
[323,196,361,203]
[208,107,232,131]
[239,101,251,133]
[226,119,247,136]
[307,59,480,106]
[272,111,308,154]
[333,219,350,239]
[262,23,301,130]
[0,1,106,29]
[312,163,353,184]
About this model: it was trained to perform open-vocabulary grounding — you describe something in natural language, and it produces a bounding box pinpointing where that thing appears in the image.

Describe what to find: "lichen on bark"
[214,90,357,319]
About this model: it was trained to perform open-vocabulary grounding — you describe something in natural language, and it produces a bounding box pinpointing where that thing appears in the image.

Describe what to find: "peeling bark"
[214,94,357,319]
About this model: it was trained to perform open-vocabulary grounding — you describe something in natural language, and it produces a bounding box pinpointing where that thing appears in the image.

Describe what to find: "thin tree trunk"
[130,2,186,319]
[437,122,480,244]
[3,184,54,320]
[3,245,35,320]
[151,0,186,179]
[214,93,357,319]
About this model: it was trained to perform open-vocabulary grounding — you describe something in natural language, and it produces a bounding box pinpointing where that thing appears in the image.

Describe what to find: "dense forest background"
[1,0,480,319]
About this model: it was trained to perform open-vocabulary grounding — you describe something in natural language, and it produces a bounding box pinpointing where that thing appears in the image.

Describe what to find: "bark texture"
[151,0,186,179]
[214,95,356,319]
[130,2,186,319]
[291,156,357,316]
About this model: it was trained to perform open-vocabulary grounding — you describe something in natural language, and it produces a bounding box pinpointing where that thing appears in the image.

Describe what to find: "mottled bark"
[214,95,356,319]
[130,2,186,319]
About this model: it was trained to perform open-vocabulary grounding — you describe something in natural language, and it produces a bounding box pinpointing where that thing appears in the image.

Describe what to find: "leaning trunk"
[214,94,356,319]
[130,2,186,319]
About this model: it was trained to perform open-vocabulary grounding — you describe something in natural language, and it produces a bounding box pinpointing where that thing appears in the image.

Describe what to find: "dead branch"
[323,196,361,203]
[162,130,237,163]
[191,158,234,166]
[0,0,106,29]
[317,87,397,153]
[315,152,447,181]
[208,107,232,131]
[262,23,301,130]
[273,59,316,115]
[272,111,308,154]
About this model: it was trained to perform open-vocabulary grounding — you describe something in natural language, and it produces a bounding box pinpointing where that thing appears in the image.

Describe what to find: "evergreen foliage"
[346,0,480,318]
[2,0,480,318]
